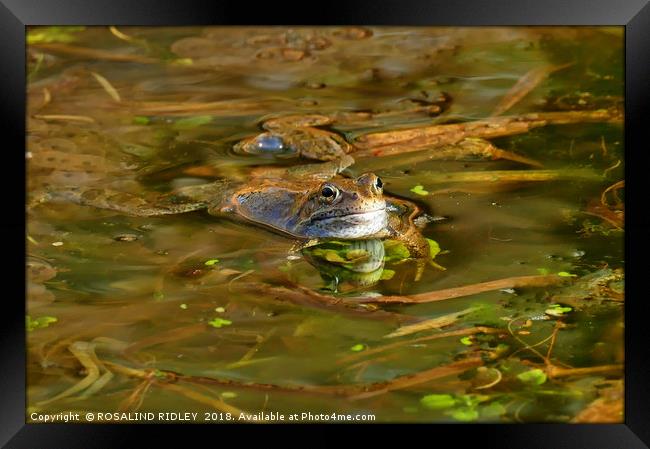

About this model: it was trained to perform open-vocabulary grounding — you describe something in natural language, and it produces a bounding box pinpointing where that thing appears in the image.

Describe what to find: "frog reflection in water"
[302,239,388,292]
[51,156,434,279]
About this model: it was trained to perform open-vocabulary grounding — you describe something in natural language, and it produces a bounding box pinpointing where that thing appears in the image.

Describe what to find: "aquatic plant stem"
[352,274,568,304]
[354,110,622,158]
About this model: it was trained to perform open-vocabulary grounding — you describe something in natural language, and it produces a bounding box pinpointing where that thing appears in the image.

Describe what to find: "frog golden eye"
[321,185,339,200]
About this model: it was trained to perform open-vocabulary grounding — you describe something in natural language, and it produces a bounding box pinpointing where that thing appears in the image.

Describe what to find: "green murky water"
[27,26,623,423]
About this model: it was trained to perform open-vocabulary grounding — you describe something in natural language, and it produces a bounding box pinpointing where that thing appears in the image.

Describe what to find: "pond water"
[26,26,623,423]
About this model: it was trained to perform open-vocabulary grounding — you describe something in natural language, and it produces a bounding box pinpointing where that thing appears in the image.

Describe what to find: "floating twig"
[90,72,121,102]
[407,168,602,184]
[603,160,621,178]
[103,354,481,401]
[130,98,291,116]
[109,26,135,42]
[33,114,95,123]
[337,326,499,365]
[354,110,622,158]
[350,274,568,304]
[30,42,158,63]
[600,180,624,208]
[491,63,574,116]
[236,282,415,323]
[384,306,481,338]
[346,357,484,400]
[546,363,623,379]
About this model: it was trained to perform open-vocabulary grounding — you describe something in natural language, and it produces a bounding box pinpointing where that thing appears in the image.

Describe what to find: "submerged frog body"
[233,114,351,161]
[230,109,542,168]
[232,106,450,161]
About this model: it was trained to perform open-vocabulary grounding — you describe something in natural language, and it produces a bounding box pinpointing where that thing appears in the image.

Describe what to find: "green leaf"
[173,115,213,130]
[379,269,395,280]
[449,407,479,422]
[517,368,547,385]
[310,248,346,264]
[426,238,441,258]
[306,241,369,265]
[345,249,370,260]
[410,185,429,196]
[27,26,86,44]
[208,317,232,328]
[420,394,456,410]
[557,271,578,277]
[350,343,366,352]
[204,259,220,266]
[480,402,507,419]
[133,116,150,125]
[120,143,156,159]
[545,304,573,317]
[171,58,194,66]
[460,336,473,346]
[277,262,291,273]
[383,240,411,262]
[459,394,490,407]
[323,251,348,263]
[26,315,58,332]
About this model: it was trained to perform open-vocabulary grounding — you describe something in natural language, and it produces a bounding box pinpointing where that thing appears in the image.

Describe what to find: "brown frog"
[231,90,451,162]
[233,114,352,161]
[231,91,451,161]
[230,107,543,168]
[43,156,434,279]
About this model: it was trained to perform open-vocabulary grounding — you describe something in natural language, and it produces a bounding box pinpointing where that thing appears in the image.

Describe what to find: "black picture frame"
[4,0,649,446]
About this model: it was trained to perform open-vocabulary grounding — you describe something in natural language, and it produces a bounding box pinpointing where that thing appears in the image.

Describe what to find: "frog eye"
[375,177,383,190]
[320,185,339,201]
[255,134,285,152]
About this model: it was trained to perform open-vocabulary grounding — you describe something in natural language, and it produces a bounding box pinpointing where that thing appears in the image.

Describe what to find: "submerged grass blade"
[91,72,121,102]
[354,274,568,304]
[491,63,574,116]
[411,169,603,185]
[384,306,481,338]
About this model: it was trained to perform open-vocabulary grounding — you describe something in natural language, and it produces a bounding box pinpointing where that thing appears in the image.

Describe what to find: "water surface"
[27,26,624,423]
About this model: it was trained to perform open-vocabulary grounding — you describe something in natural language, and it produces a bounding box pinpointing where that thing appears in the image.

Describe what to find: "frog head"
[292,173,387,238]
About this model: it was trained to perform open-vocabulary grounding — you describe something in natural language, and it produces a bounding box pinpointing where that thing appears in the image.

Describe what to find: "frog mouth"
[311,207,387,221]
[297,208,388,239]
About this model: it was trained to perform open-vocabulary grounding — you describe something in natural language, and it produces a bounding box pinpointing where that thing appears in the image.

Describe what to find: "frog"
[40,155,434,280]
[233,114,352,161]
[230,91,452,161]
[230,108,543,168]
